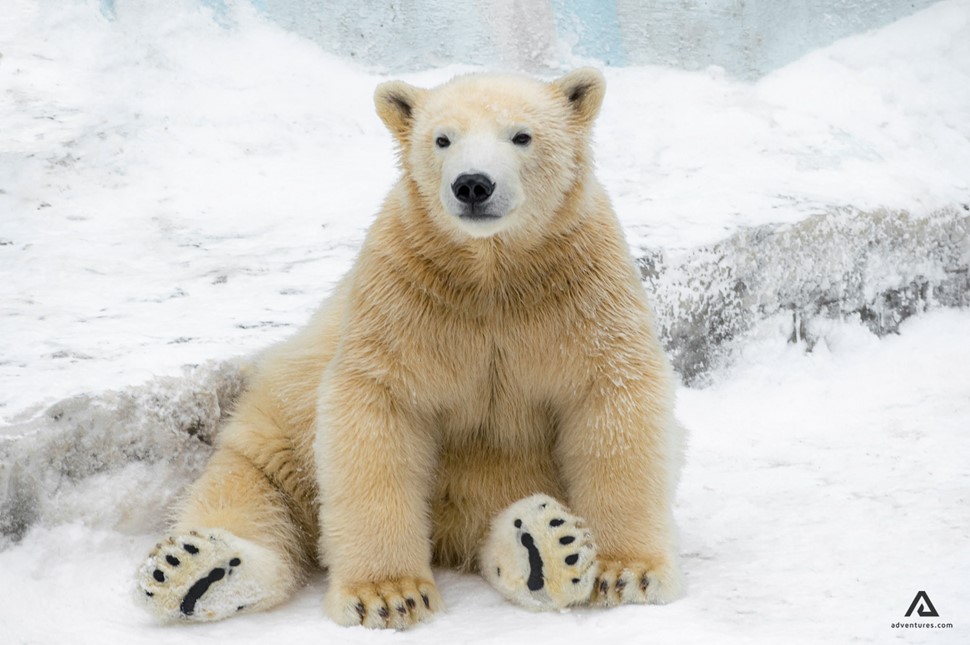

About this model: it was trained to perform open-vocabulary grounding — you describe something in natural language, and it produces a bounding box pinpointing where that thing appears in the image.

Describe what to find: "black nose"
[452,173,495,204]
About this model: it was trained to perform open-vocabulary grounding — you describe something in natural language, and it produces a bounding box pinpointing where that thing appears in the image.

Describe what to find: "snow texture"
[644,206,970,382]
[0,361,246,548]
[1,0,969,643]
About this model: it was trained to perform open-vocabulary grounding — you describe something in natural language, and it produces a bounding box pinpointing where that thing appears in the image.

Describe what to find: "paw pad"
[481,494,597,611]
[136,530,259,622]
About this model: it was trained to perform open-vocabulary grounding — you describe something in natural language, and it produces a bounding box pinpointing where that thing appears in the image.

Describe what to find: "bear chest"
[405,313,584,445]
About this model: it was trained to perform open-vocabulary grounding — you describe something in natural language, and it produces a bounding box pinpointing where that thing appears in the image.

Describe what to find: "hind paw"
[136,529,278,622]
[481,494,597,611]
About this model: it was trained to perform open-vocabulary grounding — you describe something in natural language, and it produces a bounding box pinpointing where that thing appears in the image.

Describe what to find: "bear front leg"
[315,367,443,629]
[556,369,684,607]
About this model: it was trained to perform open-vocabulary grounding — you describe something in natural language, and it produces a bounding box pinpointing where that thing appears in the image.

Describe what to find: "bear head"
[374,69,605,241]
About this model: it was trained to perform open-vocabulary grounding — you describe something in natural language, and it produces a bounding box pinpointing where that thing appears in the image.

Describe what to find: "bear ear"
[374,80,427,143]
[551,67,606,128]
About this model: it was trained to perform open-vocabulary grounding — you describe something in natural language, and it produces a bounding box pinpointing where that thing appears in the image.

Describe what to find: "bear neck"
[377,176,626,317]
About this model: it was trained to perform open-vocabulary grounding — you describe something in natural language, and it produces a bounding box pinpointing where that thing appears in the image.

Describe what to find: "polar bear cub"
[136,68,685,628]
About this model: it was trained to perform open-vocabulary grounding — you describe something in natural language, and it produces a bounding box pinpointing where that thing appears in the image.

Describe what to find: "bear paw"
[324,577,442,629]
[136,529,282,622]
[480,494,597,611]
[589,557,683,607]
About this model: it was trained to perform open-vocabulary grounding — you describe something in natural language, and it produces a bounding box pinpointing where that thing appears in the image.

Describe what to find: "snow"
[1,0,969,643]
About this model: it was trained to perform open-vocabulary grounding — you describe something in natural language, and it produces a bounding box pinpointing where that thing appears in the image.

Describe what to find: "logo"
[891,592,951,631]
[904,591,939,618]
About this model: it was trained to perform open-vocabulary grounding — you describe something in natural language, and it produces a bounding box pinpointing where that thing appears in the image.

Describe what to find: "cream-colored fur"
[136,68,685,628]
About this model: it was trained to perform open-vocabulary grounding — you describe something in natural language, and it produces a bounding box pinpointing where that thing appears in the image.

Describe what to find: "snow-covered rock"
[644,207,970,382]
[0,361,246,548]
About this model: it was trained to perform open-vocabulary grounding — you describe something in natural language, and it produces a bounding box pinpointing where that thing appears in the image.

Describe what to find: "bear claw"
[589,559,681,607]
[325,577,442,629]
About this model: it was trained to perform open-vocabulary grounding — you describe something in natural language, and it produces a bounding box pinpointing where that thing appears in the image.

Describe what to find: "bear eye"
[435,136,451,149]
[512,132,532,146]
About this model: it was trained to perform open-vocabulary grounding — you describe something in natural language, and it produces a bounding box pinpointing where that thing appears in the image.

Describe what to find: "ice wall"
[111,0,940,78]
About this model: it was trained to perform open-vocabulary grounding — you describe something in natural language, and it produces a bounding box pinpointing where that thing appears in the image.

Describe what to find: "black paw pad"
[165,555,180,567]
[549,518,565,527]
[183,543,200,555]
[229,557,241,567]
[514,519,522,528]
[153,569,165,582]
[179,567,226,616]
[564,554,579,565]
[519,532,545,592]
[559,535,575,545]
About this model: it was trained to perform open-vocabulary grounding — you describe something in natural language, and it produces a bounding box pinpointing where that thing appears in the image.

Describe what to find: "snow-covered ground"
[1,0,969,643]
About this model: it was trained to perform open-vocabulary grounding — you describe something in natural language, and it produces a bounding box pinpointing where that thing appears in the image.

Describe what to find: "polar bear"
[136,68,685,628]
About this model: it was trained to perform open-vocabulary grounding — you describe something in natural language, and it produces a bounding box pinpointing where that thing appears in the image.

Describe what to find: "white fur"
[435,128,527,237]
